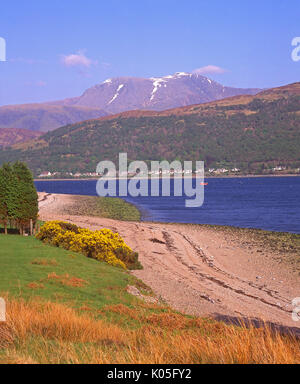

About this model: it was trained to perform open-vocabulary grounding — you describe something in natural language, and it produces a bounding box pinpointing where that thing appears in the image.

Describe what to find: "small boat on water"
[200,182,208,186]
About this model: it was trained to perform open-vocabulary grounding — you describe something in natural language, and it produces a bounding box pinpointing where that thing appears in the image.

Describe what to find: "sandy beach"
[38,192,300,330]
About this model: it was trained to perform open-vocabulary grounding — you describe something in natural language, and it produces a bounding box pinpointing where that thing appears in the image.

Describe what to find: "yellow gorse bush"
[36,221,142,270]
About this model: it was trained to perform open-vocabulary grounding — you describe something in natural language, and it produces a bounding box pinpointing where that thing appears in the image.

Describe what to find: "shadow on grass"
[0,228,20,235]
[214,313,300,339]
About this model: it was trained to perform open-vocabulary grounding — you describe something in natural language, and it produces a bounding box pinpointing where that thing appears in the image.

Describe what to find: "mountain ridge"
[0,104,108,133]
[53,72,261,114]
[0,72,261,133]
[56,82,298,124]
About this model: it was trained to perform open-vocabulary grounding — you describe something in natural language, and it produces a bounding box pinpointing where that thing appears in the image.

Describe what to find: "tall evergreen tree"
[12,162,38,234]
[0,163,19,234]
[0,162,38,235]
[0,165,8,234]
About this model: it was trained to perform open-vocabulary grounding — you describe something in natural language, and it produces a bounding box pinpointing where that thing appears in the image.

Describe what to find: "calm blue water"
[35,177,300,234]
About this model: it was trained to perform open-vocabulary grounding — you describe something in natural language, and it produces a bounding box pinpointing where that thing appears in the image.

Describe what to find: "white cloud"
[192,65,227,75]
[61,51,97,68]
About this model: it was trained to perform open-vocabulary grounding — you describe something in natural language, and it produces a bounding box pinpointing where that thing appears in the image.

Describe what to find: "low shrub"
[36,221,142,270]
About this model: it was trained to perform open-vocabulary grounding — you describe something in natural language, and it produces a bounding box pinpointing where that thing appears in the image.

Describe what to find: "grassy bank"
[63,195,141,222]
[0,234,300,364]
[0,235,143,310]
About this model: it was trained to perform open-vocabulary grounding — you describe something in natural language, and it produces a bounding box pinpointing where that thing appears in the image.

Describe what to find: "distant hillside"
[0,128,43,147]
[0,104,107,132]
[54,72,261,114]
[0,83,299,176]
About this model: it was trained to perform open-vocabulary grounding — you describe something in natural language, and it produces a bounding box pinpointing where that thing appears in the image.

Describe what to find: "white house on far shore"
[38,171,52,178]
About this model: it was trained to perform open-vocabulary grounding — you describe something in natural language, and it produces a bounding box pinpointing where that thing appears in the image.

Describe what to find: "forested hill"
[0,83,299,176]
[0,128,42,147]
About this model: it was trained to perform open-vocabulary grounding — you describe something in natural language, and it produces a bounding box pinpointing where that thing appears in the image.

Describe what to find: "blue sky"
[0,0,299,105]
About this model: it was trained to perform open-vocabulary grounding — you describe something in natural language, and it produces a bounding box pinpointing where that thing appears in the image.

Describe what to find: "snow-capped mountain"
[54,72,261,114]
[0,72,261,133]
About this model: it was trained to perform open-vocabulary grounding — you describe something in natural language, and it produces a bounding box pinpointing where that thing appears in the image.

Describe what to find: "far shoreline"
[34,173,300,182]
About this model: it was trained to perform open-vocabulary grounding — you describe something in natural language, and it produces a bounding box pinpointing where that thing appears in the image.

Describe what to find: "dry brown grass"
[0,323,14,349]
[102,304,140,320]
[31,259,58,266]
[0,298,299,364]
[46,273,88,288]
[6,299,125,344]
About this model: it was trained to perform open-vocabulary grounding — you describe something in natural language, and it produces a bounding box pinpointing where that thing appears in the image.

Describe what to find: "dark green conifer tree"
[0,165,8,234]
[12,162,38,235]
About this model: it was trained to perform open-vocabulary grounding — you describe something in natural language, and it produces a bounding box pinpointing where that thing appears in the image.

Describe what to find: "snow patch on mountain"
[150,78,167,101]
[108,84,124,105]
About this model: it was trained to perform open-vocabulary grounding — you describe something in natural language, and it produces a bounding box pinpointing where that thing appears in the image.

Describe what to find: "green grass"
[95,197,141,221]
[0,234,150,322]
[65,196,141,221]
[1,233,300,364]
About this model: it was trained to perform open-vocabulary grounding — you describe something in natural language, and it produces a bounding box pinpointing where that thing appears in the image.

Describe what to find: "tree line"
[0,162,38,235]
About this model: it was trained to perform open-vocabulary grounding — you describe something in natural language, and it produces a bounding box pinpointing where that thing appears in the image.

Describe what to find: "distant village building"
[82,172,99,177]
[38,171,52,178]
[214,168,229,174]
[272,166,286,172]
